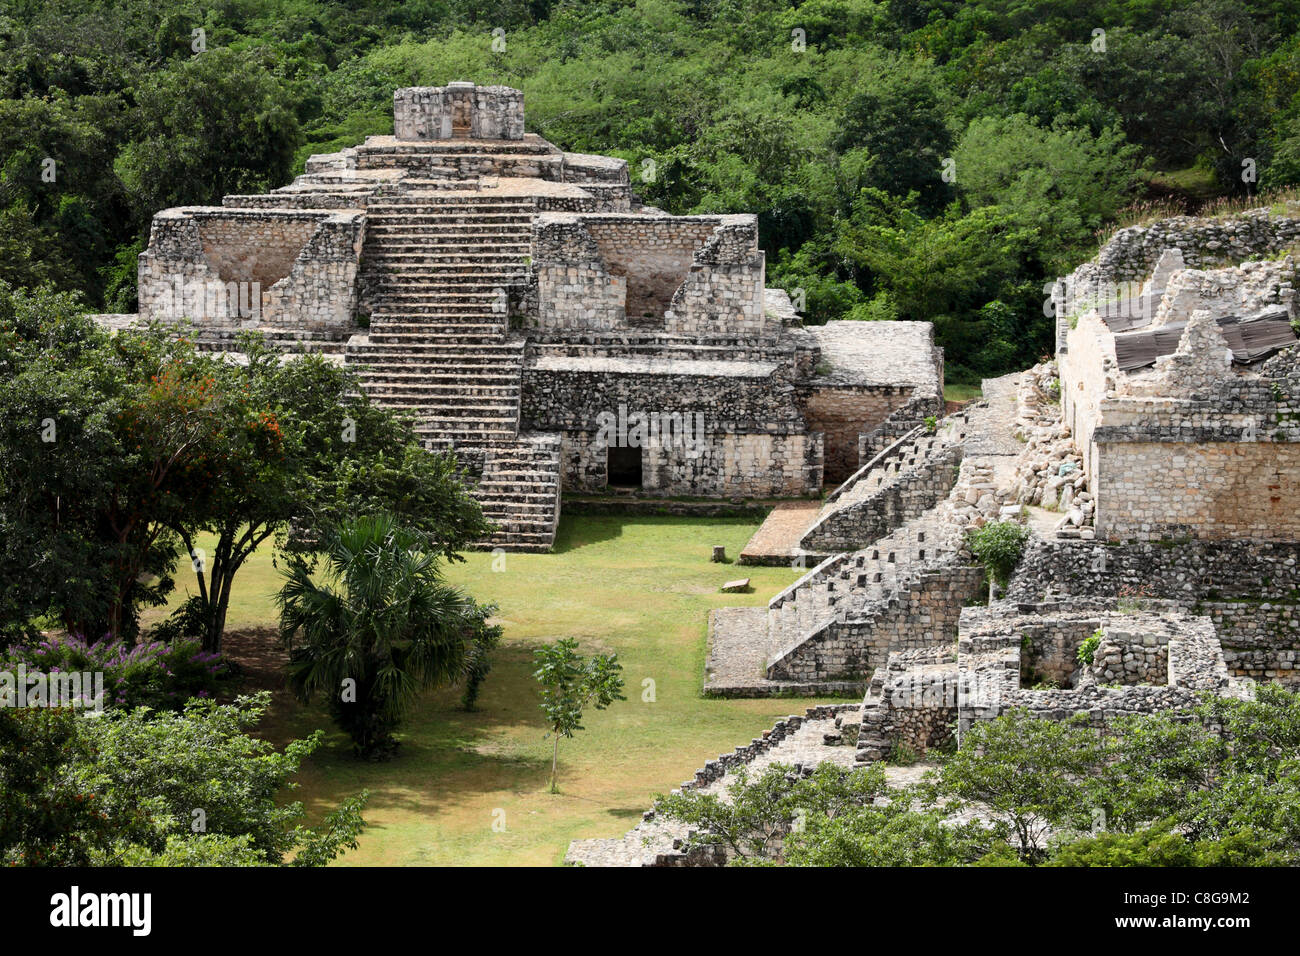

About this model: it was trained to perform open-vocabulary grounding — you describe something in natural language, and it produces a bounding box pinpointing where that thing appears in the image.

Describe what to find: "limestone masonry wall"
[801,386,916,482]
[1008,539,1300,686]
[530,214,770,336]
[138,208,362,332]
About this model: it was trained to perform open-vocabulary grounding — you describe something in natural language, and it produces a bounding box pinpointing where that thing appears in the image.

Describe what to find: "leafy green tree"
[833,70,955,215]
[936,710,1108,861]
[115,47,302,227]
[0,693,368,866]
[0,287,229,642]
[0,707,114,866]
[1045,823,1286,867]
[533,637,625,793]
[953,114,1142,260]
[277,514,498,759]
[171,331,491,654]
[656,762,890,860]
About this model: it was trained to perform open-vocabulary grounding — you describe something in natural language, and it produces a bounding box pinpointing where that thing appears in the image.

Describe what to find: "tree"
[655,762,891,861]
[832,70,955,216]
[0,693,368,866]
[0,287,231,642]
[936,710,1108,861]
[171,331,492,654]
[0,707,114,866]
[965,520,1030,601]
[533,637,625,793]
[276,514,498,759]
[115,47,302,228]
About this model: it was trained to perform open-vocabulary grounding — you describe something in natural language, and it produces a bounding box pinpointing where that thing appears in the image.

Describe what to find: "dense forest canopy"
[2,0,1298,381]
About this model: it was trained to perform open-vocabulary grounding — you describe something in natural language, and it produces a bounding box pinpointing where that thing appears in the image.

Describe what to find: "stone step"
[416,428,517,443]
[364,247,530,257]
[349,364,522,378]
[367,138,556,152]
[361,385,521,400]
[367,196,538,208]
[364,222,532,234]
[366,262,528,275]
[366,211,534,223]
[364,251,528,263]
[366,329,505,342]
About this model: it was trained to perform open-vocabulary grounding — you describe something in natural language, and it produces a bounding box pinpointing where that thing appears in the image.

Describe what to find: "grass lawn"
[151,513,849,866]
[944,382,983,403]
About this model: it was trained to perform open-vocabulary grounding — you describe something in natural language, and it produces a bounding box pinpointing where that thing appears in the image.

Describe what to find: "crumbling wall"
[1056,206,1300,347]
[666,217,770,338]
[1090,343,1300,541]
[856,647,958,761]
[393,83,525,140]
[584,219,714,322]
[1007,538,1300,686]
[138,208,363,332]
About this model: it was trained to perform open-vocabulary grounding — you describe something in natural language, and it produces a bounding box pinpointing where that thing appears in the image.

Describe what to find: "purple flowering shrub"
[1,634,231,710]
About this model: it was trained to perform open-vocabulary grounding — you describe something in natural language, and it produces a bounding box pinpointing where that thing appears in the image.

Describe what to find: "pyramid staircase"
[344,187,562,550]
[798,412,971,554]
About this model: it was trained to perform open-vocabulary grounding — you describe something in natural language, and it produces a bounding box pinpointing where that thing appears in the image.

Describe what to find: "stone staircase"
[347,135,564,180]
[799,412,971,554]
[767,516,952,677]
[473,433,562,552]
[344,188,563,550]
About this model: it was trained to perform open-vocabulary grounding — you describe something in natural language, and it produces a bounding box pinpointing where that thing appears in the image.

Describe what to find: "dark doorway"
[607,445,643,488]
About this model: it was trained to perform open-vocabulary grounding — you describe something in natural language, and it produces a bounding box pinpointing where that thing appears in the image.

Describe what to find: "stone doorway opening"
[607,445,643,488]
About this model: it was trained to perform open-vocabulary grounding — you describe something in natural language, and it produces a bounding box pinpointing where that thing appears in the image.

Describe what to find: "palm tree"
[276,513,496,759]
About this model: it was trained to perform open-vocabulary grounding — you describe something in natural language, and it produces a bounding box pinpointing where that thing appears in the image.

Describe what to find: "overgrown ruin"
[85,82,1300,867]
[571,202,1300,866]
[106,82,942,551]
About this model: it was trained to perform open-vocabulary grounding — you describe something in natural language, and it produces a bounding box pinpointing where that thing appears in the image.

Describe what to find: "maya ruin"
[82,82,1300,867]
[116,82,943,553]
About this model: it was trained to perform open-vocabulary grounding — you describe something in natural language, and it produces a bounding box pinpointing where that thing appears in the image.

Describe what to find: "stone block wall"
[1089,626,1168,685]
[767,561,985,683]
[953,603,1248,736]
[1095,439,1300,541]
[1007,538,1300,686]
[856,647,958,761]
[801,385,917,482]
[393,84,524,140]
[555,426,821,497]
[138,208,363,333]
[530,213,770,337]
[1059,310,1120,477]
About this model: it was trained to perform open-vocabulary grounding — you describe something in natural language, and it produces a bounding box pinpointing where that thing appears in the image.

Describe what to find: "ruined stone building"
[572,208,1300,864]
[706,204,1300,734]
[121,82,942,551]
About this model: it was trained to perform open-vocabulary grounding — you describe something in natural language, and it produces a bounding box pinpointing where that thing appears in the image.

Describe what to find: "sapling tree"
[966,520,1030,602]
[533,638,625,793]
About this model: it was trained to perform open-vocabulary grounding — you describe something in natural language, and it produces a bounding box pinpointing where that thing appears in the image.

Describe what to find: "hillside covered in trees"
[3,0,1299,382]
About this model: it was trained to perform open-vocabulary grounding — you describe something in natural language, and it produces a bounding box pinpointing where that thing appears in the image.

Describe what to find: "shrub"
[1078,629,1102,666]
[966,520,1031,600]
[1,633,231,711]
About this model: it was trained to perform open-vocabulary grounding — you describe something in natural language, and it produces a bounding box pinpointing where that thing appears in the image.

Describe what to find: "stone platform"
[737,499,824,566]
[703,607,866,698]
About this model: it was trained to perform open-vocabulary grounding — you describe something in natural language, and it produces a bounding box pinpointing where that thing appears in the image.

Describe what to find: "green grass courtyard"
[149,513,849,866]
